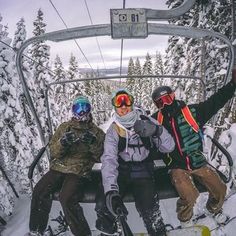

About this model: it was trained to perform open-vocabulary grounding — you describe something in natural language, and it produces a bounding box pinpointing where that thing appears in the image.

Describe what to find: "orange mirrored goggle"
[154,93,175,109]
[112,93,134,108]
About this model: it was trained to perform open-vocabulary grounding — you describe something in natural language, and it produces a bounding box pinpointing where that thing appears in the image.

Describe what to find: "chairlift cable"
[49,0,94,72]
[84,0,107,74]
[0,40,56,75]
[119,0,126,85]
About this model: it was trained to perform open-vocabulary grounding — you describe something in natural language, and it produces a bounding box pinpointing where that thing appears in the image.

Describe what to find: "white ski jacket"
[101,113,175,194]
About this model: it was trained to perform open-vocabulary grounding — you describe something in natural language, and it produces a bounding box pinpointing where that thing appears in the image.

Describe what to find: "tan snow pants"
[170,165,227,222]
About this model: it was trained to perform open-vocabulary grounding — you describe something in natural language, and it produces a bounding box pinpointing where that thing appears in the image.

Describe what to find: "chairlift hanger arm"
[145,0,196,21]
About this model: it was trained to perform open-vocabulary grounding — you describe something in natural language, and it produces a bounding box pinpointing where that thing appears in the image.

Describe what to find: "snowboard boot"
[212,210,230,225]
[96,212,118,235]
[180,218,193,228]
[205,208,230,225]
[24,231,42,236]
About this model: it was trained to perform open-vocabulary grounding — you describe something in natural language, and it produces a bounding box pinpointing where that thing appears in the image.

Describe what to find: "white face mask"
[73,112,91,122]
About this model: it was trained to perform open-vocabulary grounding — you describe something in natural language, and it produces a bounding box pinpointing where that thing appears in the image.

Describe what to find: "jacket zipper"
[171,117,191,170]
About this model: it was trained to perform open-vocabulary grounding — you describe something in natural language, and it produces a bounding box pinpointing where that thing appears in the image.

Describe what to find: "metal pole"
[232,0,236,64]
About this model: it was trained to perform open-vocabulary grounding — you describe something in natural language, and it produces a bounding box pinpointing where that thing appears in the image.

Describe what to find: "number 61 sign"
[111,8,148,39]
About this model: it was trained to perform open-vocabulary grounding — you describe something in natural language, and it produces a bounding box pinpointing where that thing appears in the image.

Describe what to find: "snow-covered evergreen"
[53,54,69,125]
[28,8,53,138]
[0,15,17,216]
[140,53,153,110]
[126,57,135,92]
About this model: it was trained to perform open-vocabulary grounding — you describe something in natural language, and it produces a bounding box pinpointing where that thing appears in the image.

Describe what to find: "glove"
[60,131,77,146]
[134,115,162,138]
[105,190,128,217]
[81,131,97,144]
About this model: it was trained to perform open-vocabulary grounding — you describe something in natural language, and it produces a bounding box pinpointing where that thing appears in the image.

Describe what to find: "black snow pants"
[29,169,91,236]
[95,161,167,236]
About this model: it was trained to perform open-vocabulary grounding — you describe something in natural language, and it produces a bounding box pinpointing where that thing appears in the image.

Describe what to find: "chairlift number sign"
[110,8,148,39]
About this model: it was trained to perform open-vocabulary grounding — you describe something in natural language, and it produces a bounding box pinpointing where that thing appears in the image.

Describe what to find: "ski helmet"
[72,96,91,121]
[152,86,175,109]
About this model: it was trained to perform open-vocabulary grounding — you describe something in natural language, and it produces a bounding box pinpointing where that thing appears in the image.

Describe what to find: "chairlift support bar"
[45,74,204,136]
[145,0,196,20]
[16,0,234,147]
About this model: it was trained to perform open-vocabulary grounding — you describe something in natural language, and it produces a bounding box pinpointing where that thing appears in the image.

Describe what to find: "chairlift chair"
[16,0,234,206]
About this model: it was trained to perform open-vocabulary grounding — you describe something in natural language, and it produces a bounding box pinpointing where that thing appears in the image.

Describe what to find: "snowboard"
[167,225,211,236]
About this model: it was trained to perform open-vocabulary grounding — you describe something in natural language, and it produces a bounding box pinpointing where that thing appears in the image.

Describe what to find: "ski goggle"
[153,93,175,109]
[72,102,91,117]
[112,93,134,108]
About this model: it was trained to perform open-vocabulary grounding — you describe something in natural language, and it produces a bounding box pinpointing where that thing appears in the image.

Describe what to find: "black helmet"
[151,86,173,101]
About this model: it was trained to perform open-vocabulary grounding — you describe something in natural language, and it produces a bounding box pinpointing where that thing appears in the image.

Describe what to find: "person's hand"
[232,67,236,85]
[105,190,128,217]
[60,131,77,146]
[81,131,97,144]
[134,115,162,138]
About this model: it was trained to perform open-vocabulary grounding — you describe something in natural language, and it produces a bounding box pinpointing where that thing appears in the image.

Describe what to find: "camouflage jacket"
[49,118,105,176]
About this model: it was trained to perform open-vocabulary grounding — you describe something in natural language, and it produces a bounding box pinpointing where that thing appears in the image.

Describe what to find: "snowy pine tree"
[12,18,26,51]
[53,55,68,124]
[141,53,153,110]
[67,53,84,103]
[0,16,16,216]
[126,57,135,93]
[133,57,143,106]
[29,9,52,137]
[153,51,165,91]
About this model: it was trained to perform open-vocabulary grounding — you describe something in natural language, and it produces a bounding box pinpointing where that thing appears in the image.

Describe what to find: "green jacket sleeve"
[49,122,69,159]
[88,127,105,162]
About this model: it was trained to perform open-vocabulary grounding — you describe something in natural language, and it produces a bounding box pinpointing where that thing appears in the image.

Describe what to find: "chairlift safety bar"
[45,74,205,136]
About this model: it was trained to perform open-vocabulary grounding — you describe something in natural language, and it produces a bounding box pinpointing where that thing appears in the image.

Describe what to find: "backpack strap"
[181,106,199,133]
[157,111,164,124]
[112,123,151,152]
[157,105,199,133]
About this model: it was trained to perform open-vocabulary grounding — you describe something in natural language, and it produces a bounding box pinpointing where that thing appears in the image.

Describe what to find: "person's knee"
[32,182,44,199]
[59,194,75,210]
[95,198,105,212]
[185,188,199,206]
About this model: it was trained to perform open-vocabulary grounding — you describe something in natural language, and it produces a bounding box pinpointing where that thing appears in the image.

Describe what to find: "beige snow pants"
[170,165,227,222]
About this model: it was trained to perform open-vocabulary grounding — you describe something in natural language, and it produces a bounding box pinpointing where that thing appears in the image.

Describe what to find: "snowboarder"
[26,96,105,236]
[95,89,175,236]
[151,69,236,227]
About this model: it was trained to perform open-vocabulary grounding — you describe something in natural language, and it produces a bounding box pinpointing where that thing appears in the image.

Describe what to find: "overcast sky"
[0,0,170,70]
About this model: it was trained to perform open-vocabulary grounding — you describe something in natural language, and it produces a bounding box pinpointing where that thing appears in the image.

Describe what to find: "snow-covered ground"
[1,189,236,235]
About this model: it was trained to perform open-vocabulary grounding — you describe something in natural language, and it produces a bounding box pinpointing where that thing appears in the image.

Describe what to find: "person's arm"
[133,115,175,153]
[148,116,175,153]
[195,70,236,125]
[101,125,120,194]
[49,122,69,159]
[88,127,105,162]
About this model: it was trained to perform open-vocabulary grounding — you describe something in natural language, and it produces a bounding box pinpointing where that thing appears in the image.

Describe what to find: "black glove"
[134,115,162,138]
[81,131,97,144]
[105,190,128,217]
[60,131,77,146]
